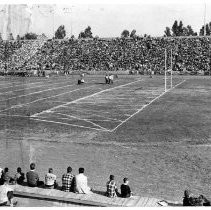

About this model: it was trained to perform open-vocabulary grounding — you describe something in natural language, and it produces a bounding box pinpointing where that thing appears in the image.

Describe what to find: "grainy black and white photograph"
[0,0,210,207]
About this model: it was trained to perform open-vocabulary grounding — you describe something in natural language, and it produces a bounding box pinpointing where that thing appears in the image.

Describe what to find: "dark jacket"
[26,170,39,187]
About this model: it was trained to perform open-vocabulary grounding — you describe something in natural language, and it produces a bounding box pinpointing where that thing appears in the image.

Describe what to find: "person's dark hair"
[110,175,114,180]
[17,167,21,173]
[30,163,35,170]
[79,168,84,173]
[184,190,190,198]
[4,167,9,173]
[49,168,53,173]
[123,178,128,183]
[67,167,72,173]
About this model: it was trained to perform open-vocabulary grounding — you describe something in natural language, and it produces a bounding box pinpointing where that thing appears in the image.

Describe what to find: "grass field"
[0,74,210,204]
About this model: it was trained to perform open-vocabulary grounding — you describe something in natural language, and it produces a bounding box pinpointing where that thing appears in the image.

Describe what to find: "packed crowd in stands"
[0,36,210,74]
[0,163,210,207]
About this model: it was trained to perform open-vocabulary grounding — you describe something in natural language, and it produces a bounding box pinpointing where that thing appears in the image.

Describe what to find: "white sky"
[1,0,211,38]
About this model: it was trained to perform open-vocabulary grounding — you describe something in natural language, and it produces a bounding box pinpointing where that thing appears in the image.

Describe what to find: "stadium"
[0,2,210,207]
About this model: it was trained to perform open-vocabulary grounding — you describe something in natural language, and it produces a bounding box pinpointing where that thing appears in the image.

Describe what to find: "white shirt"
[75,173,92,194]
[45,173,56,186]
[0,184,13,203]
[109,75,114,80]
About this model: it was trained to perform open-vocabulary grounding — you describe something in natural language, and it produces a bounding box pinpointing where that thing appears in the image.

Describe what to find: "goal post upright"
[165,49,167,92]
[171,49,172,88]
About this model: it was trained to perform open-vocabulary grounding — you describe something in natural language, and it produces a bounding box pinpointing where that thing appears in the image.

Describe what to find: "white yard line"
[0,85,96,113]
[31,118,108,132]
[0,80,45,90]
[32,79,142,117]
[0,80,73,96]
[48,112,108,130]
[109,80,186,132]
[0,83,76,103]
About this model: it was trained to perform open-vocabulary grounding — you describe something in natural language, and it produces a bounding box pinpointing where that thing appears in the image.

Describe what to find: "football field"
[0,74,210,203]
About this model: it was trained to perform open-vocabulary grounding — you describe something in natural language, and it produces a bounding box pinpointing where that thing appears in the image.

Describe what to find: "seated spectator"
[0,179,17,206]
[198,195,211,206]
[14,167,25,185]
[45,168,57,189]
[183,190,194,206]
[106,175,118,198]
[62,166,75,192]
[26,163,43,187]
[0,168,3,185]
[1,168,14,184]
[121,178,132,198]
[182,190,209,206]
[75,168,93,194]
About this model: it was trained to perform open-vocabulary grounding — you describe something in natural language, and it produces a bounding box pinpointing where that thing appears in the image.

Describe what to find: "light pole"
[49,6,55,39]
[63,6,74,37]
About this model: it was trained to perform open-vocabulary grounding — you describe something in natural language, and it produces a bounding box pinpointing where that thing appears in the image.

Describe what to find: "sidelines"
[32,78,143,117]
[109,80,186,132]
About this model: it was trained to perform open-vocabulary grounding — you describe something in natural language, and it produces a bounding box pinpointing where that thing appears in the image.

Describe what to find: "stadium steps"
[10,184,165,207]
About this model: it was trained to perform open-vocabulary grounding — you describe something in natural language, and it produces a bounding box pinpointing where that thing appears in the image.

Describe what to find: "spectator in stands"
[14,167,25,185]
[26,163,43,187]
[61,166,75,192]
[45,168,57,189]
[121,178,132,198]
[75,168,93,194]
[106,175,118,198]
[0,179,17,206]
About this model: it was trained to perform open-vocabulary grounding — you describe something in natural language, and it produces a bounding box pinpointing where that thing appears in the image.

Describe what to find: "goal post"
[164,48,173,92]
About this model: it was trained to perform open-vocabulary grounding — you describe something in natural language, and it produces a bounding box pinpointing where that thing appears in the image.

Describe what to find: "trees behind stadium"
[164,20,197,37]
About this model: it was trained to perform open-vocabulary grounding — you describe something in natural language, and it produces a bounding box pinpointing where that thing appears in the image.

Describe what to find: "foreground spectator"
[106,175,118,197]
[1,168,14,184]
[75,168,93,194]
[0,179,17,206]
[26,163,43,187]
[121,178,132,198]
[183,190,211,206]
[14,167,25,185]
[45,168,57,189]
[62,166,75,192]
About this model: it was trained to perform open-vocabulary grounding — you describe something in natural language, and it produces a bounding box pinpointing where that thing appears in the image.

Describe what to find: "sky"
[1,0,211,38]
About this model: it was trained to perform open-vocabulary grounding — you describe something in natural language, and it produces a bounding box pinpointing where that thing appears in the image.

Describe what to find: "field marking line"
[31,118,109,132]
[0,85,96,113]
[56,107,123,122]
[45,112,108,130]
[32,79,143,117]
[0,83,77,103]
[0,113,30,118]
[109,80,186,132]
[0,80,74,96]
[0,80,50,90]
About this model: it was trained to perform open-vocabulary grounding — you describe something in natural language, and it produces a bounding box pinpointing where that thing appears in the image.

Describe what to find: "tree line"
[1,20,211,41]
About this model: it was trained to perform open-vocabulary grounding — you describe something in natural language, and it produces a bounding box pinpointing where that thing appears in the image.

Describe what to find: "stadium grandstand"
[0,36,211,76]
